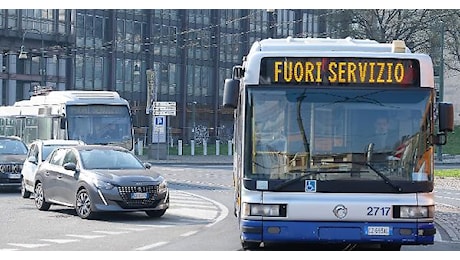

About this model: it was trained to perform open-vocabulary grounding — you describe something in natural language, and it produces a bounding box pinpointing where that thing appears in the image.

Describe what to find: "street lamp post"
[267,9,277,38]
[18,29,45,87]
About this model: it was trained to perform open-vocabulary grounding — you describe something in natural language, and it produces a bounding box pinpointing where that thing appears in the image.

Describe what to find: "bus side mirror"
[223,78,239,109]
[438,102,454,133]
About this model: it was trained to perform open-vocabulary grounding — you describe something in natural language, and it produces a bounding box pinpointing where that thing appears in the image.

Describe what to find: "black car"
[0,136,28,191]
[34,145,169,219]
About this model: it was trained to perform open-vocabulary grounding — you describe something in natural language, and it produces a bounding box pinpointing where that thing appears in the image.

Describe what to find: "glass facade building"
[0,9,326,143]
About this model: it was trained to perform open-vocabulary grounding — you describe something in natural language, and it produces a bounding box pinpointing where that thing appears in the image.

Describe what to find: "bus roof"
[0,90,129,117]
[13,90,127,107]
[242,37,434,87]
[250,37,411,53]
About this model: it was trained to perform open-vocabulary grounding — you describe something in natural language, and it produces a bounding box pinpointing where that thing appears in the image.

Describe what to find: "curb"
[434,203,460,242]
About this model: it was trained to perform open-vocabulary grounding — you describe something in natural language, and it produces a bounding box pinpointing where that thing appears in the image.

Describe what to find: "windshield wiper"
[365,162,402,192]
[364,142,402,192]
[295,91,311,169]
[321,160,402,192]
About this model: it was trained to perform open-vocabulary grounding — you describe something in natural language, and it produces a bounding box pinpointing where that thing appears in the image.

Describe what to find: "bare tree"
[324,9,460,74]
[439,10,460,73]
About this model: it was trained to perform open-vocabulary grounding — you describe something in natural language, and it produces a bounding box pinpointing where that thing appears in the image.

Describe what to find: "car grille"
[117,185,160,209]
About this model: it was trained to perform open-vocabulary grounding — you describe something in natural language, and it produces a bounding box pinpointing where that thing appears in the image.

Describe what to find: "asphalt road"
[1,162,459,253]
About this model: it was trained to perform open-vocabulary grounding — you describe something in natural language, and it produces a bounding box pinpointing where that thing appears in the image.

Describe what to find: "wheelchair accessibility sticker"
[305,180,317,192]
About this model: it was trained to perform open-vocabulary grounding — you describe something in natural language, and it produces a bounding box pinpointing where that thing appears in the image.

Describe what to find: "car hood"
[91,169,164,183]
[0,154,27,164]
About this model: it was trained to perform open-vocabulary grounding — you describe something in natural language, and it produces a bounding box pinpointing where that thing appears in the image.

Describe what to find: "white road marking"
[134,241,169,251]
[116,227,151,232]
[7,243,49,248]
[135,224,174,228]
[180,231,198,237]
[40,239,79,244]
[92,231,130,235]
[3,190,225,251]
[66,234,106,239]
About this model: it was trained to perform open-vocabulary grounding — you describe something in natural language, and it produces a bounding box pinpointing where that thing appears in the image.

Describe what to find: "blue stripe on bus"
[240,220,435,245]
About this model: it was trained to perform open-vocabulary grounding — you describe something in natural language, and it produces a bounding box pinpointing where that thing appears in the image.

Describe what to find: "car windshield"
[79,149,144,170]
[0,139,28,155]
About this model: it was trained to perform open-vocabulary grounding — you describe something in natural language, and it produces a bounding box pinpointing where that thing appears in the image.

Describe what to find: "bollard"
[203,140,207,155]
[138,139,144,156]
[178,139,183,155]
[216,140,220,155]
[191,140,195,156]
[228,140,232,155]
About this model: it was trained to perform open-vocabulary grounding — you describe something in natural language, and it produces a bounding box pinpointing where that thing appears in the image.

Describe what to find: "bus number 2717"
[367,206,391,216]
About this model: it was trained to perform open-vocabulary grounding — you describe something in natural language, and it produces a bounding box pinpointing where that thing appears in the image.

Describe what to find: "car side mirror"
[63,162,77,171]
[143,162,152,169]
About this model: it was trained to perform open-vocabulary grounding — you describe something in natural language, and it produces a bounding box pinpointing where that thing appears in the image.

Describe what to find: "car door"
[42,148,67,203]
[22,143,39,191]
[58,149,79,205]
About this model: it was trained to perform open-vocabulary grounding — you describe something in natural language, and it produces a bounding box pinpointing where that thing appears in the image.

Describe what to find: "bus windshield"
[67,105,133,151]
[248,87,433,183]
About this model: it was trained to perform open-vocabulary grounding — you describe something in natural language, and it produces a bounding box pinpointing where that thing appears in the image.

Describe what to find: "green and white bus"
[0,89,134,152]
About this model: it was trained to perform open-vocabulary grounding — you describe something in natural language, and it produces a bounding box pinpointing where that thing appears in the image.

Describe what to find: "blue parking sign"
[155,117,164,125]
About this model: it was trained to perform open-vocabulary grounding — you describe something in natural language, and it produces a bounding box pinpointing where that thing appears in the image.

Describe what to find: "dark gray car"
[34,145,169,219]
[0,136,28,191]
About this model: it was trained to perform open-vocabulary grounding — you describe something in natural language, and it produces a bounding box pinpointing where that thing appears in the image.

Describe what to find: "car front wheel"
[34,182,51,211]
[76,188,95,219]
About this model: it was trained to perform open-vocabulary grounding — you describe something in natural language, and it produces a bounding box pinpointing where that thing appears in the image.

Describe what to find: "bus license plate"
[131,192,148,199]
[367,226,390,236]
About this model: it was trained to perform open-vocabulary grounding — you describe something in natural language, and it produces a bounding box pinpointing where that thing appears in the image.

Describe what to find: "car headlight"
[397,205,434,219]
[93,179,115,190]
[242,203,286,217]
[158,179,168,194]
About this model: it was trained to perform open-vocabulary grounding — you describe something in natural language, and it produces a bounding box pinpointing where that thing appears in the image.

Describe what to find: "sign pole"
[146,69,155,146]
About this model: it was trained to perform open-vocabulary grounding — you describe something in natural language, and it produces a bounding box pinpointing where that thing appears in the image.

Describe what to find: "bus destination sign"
[260,57,420,86]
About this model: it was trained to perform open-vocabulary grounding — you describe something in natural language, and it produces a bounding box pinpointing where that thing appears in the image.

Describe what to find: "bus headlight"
[242,203,286,217]
[397,205,434,219]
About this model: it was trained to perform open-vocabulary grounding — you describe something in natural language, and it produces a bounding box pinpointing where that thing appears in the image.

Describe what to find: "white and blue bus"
[0,89,134,152]
[223,37,454,250]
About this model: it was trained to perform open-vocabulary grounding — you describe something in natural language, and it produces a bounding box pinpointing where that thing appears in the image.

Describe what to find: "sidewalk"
[435,154,460,165]
[138,154,233,165]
